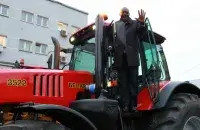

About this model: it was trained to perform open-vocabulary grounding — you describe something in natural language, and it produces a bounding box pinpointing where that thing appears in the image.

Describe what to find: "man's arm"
[136,20,147,37]
[135,9,147,37]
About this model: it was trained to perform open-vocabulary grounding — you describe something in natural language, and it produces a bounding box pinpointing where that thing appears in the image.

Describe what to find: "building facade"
[0,0,88,68]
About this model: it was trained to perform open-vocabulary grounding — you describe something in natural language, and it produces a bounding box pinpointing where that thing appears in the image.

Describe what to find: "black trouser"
[117,54,138,108]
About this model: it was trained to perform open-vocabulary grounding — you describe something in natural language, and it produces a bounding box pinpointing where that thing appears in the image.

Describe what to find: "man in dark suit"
[113,7,146,112]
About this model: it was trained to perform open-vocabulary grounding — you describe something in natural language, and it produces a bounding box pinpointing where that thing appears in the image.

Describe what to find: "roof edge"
[46,0,89,15]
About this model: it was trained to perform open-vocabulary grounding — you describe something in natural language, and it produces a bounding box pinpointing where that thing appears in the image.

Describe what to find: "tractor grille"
[33,75,64,97]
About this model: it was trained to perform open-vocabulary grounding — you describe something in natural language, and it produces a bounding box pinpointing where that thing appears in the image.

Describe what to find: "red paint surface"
[137,81,170,110]
[0,69,171,111]
[0,69,93,107]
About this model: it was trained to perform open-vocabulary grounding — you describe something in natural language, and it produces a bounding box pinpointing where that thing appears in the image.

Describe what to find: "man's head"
[120,7,130,22]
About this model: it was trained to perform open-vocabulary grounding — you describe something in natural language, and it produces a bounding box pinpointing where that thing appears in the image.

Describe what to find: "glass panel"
[37,16,42,25]
[35,44,40,53]
[57,22,67,31]
[2,5,8,16]
[74,49,95,73]
[72,36,143,75]
[25,42,32,52]
[43,18,48,27]
[138,54,142,75]
[156,45,169,80]
[57,22,62,31]
[62,23,67,30]
[143,18,159,73]
[143,42,154,70]
[27,13,33,23]
[0,36,6,47]
[19,40,25,50]
[72,37,95,73]
[41,44,47,54]
[21,11,26,21]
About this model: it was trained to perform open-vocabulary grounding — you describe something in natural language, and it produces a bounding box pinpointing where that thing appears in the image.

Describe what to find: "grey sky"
[58,0,200,81]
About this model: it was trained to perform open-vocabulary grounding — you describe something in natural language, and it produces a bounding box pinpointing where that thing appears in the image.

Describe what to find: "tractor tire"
[144,93,200,130]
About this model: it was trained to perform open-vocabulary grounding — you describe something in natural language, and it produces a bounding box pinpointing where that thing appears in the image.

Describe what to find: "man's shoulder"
[115,20,122,24]
[114,20,124,26]
[129,18,137,24]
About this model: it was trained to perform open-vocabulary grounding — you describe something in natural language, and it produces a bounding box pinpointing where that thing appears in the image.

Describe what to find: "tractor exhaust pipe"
[51,37,60,69]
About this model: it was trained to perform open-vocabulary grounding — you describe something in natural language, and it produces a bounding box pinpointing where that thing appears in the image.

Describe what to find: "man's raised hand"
[136,9,146,23]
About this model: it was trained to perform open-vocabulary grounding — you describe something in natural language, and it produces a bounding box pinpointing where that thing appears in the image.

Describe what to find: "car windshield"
[70,37,95,73]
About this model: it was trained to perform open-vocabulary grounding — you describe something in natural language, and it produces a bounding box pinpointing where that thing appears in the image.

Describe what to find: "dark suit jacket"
[112,18,146,67]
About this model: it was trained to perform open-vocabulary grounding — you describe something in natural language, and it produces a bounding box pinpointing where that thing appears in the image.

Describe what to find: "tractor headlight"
[70,37,75,42]
[92,25,96,30]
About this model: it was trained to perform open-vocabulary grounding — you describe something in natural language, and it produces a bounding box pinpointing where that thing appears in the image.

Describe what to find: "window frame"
[0,4,9,16]
[19,39,33,52]
[21,11,34,24]
[35,42,48,55]
[36,15,49,27]
[0,35,7,47]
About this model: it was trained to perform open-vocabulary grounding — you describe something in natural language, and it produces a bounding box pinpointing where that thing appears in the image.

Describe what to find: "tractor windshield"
[69,37,95,73]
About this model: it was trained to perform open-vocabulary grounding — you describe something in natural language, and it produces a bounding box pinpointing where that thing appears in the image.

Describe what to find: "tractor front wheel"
[148,93,200,130]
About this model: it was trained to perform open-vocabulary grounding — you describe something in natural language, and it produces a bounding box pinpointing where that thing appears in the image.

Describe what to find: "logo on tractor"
[7,79,27,87]
[68,82,86,89]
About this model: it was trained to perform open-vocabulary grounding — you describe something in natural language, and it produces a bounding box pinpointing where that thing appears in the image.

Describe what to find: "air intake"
[33,75,63,97]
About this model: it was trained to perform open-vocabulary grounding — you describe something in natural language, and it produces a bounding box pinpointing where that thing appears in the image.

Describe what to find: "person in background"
[113,7,146,112]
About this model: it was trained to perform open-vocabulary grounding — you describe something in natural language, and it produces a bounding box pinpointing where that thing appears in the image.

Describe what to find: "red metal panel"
[54,75,59,97]
[60,75,64,97]
[35,75,41,96]
[42,75,47,96]
[0,69,93,107]
[48,75,53,97]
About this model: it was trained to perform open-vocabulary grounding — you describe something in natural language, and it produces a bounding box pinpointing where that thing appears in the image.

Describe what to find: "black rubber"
[140,93,200,130]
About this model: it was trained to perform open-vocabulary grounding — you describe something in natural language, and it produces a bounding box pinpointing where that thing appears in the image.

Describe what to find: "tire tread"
[149,93,200,130]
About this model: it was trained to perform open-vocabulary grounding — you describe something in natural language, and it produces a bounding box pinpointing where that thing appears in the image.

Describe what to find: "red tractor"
[0,14,200,130]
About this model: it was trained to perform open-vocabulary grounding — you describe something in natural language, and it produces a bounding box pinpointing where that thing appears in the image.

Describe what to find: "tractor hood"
[11,104,97,130]
[0,69,93,107]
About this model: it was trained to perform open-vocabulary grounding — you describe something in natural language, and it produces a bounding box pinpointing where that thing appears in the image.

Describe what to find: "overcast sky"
[58,0,200,81]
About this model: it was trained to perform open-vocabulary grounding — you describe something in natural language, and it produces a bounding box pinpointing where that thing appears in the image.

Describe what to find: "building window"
[37,15,48,27]
[71,26,79,34]
[0,4,9,16]
[19,39,32,52]
[21,11,34,23]
[57,22,67,31]
[0,35,6,47]
[35,43,47,54]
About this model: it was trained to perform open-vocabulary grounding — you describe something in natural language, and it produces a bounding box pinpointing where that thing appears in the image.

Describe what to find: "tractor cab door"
[141,18,161,102]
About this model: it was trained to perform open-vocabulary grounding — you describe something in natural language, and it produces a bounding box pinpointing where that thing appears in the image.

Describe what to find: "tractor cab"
[68,15,171,108]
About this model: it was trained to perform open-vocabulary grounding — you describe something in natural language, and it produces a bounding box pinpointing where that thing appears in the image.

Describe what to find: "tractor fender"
[153,81,200,109]
[12,104,98,130]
